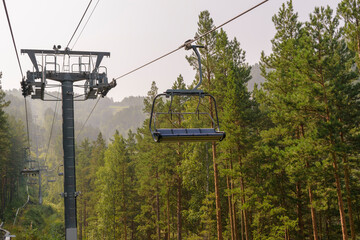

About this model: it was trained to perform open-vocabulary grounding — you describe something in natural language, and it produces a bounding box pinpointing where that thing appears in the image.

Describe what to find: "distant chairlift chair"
[149,43,226,143]
[21,168,40,176]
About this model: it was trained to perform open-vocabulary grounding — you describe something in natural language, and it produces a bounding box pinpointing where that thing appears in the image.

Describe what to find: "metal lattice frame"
[21,47,115,240]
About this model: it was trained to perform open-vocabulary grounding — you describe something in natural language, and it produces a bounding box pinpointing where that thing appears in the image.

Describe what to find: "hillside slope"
[4,90,146,142]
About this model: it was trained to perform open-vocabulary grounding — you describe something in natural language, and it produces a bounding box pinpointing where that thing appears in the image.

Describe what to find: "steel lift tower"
[21,46,116,240]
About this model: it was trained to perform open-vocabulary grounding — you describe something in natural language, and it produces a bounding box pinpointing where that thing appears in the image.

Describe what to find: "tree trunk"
[355,18,360,70]
[230,160,238,240]
[308,183,319,240]
[113,195,116,240]
[176,141,183,240]
[122,162,128,240]
[167,186,171,240]
[343,157,356,240]
[240,206,244,240]
[124,215,128,240]
[84,200,87,239]
[131,220,135,240]
[156,170,161,240]
[226,172,234,240]
[177,175,182,240]
[319,211,323,240]
[301,124,318,240]
[296,182,304,239]
[340,130,356,240]
[212,143,223,240]
[320,67,348,240]
[326,200,330,240]
[332,152,348,240]
[79,205,83,240]
[1,176,6,218]
[238,156,249,240]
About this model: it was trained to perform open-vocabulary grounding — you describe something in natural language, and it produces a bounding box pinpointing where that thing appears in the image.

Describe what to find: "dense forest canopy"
[1,1,360,239]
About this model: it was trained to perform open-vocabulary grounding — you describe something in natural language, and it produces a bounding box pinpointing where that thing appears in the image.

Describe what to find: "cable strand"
[2,0,24,79]
[66,0,93,49]
[113,0,269,81]
[24,98,31,149]
[76,97,101,139]
[3,0,32,150]
[44,88,60,163]
[193,0,269,44]
[72,0,101,49]
[114,46,183,80]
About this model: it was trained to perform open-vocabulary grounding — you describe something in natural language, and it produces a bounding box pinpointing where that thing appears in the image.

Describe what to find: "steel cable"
[76,96,101,139]
[2,0,24,79]
[2,0,32,149]
[113,0,269,81]
[66,0,93,49]
[44,88,61,163]
[72,0,101,49]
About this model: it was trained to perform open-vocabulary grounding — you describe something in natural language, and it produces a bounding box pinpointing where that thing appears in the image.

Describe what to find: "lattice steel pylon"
[21,46,116,240]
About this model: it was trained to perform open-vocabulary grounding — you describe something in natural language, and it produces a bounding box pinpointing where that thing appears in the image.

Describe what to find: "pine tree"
[213,28,254,240]
[338,0,360,69]
[186,11,224,240]
[96,131,134,239]
[76,138,92,240]
[302,6,360,240]
[88,132,107,240]
[0,88,11,220]
[257,1,320,239]
[135,81,173,239]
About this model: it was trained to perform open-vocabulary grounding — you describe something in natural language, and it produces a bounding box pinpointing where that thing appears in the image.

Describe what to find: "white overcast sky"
[1,0,341,101]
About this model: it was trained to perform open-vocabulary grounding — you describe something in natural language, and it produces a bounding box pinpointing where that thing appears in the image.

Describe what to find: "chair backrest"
[148,43,226,143]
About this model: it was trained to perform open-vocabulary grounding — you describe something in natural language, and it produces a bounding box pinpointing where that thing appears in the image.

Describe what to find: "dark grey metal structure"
[21,47,115,240]
[21,147,43,204]
[149,44,225,143]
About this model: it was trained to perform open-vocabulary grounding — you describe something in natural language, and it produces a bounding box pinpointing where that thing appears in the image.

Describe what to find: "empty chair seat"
[149,43,226,143]
[31,89,42,99]
[21,169,40,175]
[152,128,226,143]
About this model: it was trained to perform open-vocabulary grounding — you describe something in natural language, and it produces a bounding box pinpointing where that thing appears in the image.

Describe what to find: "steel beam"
[21,49,110,57]
[62,79,77,240]
[21,48,114,240]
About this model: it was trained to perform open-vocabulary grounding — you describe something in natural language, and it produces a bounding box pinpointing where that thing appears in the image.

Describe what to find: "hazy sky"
[1,0,341,101]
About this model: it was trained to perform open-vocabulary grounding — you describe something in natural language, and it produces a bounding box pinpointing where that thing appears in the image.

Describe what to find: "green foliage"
[338,0,360,69]
[2,2,360,239]
[0,87,28,222]
[9,204,64,240]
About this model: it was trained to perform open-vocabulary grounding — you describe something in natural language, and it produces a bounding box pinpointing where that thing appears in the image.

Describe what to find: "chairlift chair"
[149,43,225,143]
[21,168,40,176]
[27,180,38,185]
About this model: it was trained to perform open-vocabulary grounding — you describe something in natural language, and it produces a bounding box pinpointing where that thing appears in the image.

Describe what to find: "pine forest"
[1,1,360,239]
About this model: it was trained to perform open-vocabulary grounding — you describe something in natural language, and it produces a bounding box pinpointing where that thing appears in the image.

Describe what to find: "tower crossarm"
[21,48,114,100]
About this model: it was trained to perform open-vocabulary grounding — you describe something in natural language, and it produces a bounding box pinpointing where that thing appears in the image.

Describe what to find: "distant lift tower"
[21,46,116,240]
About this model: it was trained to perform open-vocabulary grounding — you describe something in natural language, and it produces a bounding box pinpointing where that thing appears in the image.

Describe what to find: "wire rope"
[44,88,61,163]
[76,96,101,139]
[3,2,33,221]
[24,98,31,148]
[72,0,101,49]
[66,0,93,49]
[2,0,32,150]
[13,185,29,226]
[113,0,269,81]
[2,0,24,79]
[76,1,269,135]
[190,0,269,45]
